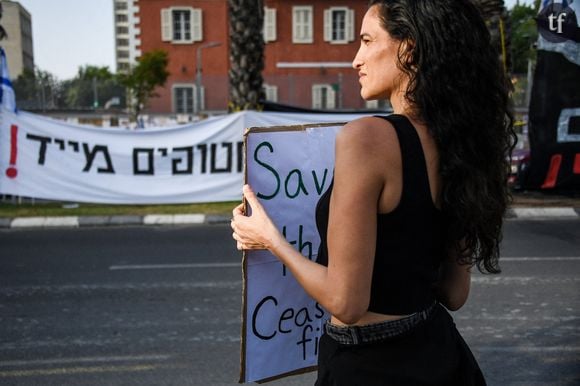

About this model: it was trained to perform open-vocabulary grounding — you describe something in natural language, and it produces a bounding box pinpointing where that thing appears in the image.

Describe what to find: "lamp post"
[195,41,222,115]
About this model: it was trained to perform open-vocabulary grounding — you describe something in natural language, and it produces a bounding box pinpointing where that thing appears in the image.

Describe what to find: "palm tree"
[228,0,265,111]
[474,0,511,73]
[0,4,7,41]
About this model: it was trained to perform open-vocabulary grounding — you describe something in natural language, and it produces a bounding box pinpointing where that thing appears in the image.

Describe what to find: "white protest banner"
[0,110,245,203]
[0,110,369,204]
[241,123,344,383]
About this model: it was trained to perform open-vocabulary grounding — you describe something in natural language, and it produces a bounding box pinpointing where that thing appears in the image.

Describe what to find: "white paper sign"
[241,123,344,383]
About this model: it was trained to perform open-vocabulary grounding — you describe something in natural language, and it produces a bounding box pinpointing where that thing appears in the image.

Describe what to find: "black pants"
[315,305,486,386]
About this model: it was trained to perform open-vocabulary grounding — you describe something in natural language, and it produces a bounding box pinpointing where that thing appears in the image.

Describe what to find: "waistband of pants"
[324,302,438,345]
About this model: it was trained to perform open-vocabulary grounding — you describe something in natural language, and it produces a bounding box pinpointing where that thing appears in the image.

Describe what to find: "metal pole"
[92,76,98,109]
[195,49,202,115]
[195,42,222,115]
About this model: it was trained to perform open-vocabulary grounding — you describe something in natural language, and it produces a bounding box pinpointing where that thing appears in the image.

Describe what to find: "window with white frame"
[365,99,391,110]
[174,86,194,114]
[292,6,313,43]
[324,7,355,44]
[263,84,278,102]
[263,7,277,43]
[173,84,205,113]
[312,84,336,109]
[161,7,203,44]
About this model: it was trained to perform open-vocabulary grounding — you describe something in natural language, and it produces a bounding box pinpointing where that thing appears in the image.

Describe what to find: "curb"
[0,209,578,229]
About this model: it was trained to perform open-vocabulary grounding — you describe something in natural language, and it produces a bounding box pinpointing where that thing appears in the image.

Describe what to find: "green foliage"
[65,65,125,108]
[12,67,64,110]
[12,65,125,110]
[118,49,170,121]
[509,2,538,74]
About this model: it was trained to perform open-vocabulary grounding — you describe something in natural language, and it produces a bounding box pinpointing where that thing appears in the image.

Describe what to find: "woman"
[232,0,515,384]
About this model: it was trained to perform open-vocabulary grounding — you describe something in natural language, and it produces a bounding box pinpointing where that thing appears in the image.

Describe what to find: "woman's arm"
[232,117,393,324]
[435,245,472,311]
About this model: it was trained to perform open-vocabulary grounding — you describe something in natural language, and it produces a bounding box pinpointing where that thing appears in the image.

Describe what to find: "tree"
[509,2,538,74]
[65,65,124,109]
[119,49,169,122]
[0,3,7,41]
[228,0,265,111]
[12,67,63,110]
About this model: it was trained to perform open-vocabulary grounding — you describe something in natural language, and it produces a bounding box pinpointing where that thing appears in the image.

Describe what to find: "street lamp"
[195,41,222,115]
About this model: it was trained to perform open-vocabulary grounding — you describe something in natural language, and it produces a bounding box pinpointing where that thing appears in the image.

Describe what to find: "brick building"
[123,0,384,116]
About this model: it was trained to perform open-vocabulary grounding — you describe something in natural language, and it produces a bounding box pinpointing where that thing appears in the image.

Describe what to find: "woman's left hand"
[231,184,283,251]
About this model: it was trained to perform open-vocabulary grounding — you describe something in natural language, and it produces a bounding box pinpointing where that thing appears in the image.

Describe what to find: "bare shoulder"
[336,116,400,160]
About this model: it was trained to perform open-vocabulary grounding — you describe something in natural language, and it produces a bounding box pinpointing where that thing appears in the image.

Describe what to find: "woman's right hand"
[231,184,284,252]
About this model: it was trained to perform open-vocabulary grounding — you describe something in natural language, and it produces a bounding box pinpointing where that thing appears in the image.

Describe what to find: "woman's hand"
[231,184,283,251]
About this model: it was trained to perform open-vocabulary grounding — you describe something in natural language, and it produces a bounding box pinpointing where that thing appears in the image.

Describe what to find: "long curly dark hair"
[369,0,516,273]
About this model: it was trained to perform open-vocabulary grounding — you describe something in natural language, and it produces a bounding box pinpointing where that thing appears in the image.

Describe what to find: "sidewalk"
[1,193,579,229]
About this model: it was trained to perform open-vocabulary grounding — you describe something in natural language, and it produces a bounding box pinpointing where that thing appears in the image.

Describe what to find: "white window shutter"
[292,8,299,42]
[324,9,331,42]
[306,10,313,42]
[327,86,336,109]
[161,8,172,42]
[271,86,278,102]
[347,9,355,42]
[264,8,277,42]
[312,86,321,109]
[192,8,203,42]
[264,85,278,102]
[366,100,379,109]
[270,9,277,41]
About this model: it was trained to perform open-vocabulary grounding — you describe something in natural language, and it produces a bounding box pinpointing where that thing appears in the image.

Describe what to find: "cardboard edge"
[239,246,249,383]
[245,122,348,136]
[256,366,318,384]
[239,122,344,383]
[239,134,250,383]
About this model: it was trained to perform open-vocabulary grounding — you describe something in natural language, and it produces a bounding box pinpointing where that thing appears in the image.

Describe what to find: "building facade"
[113,0,142,74]
[0,0,34,79]
[123,0,383,116]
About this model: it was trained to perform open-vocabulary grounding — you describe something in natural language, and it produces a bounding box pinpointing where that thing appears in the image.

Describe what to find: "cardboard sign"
[240,123,344,383]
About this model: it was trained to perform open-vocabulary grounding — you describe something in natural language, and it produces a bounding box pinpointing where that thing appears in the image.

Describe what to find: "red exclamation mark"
[5,124,18,179]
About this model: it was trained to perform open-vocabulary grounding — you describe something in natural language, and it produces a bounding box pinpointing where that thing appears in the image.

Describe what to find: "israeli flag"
[0,47,17,113]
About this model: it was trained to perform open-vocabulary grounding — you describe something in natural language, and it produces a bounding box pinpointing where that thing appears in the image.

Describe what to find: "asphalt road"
[0,219,579,386]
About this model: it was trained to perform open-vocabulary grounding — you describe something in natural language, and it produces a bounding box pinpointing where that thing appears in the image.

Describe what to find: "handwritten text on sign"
[241,123,343,383]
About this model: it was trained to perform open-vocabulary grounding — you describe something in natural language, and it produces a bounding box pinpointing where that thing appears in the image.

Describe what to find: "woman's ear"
[398,38,416,69]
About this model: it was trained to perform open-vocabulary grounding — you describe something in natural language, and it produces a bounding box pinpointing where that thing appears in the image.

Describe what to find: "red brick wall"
[138,0,229,113]
[137,0,369,113]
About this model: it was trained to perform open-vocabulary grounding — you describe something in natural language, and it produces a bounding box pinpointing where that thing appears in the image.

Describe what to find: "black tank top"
[315,114,446,315]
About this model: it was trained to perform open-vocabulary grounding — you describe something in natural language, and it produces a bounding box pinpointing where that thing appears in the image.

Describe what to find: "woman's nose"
[352,48,363,69]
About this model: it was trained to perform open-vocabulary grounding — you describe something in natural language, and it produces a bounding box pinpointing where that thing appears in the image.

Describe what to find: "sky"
[16,0,116,80]
[14,0,533,81]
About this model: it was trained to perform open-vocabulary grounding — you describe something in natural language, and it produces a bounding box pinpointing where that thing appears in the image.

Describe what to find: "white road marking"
[0,354,174,378]
[0,364,157,378]
[108,257,580,271]
[476,346,580,353]
[0,354,172,368]
[109,262,239,270]
[512,207,578,218]
[0,281,242,296]
[501,256,580,262]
